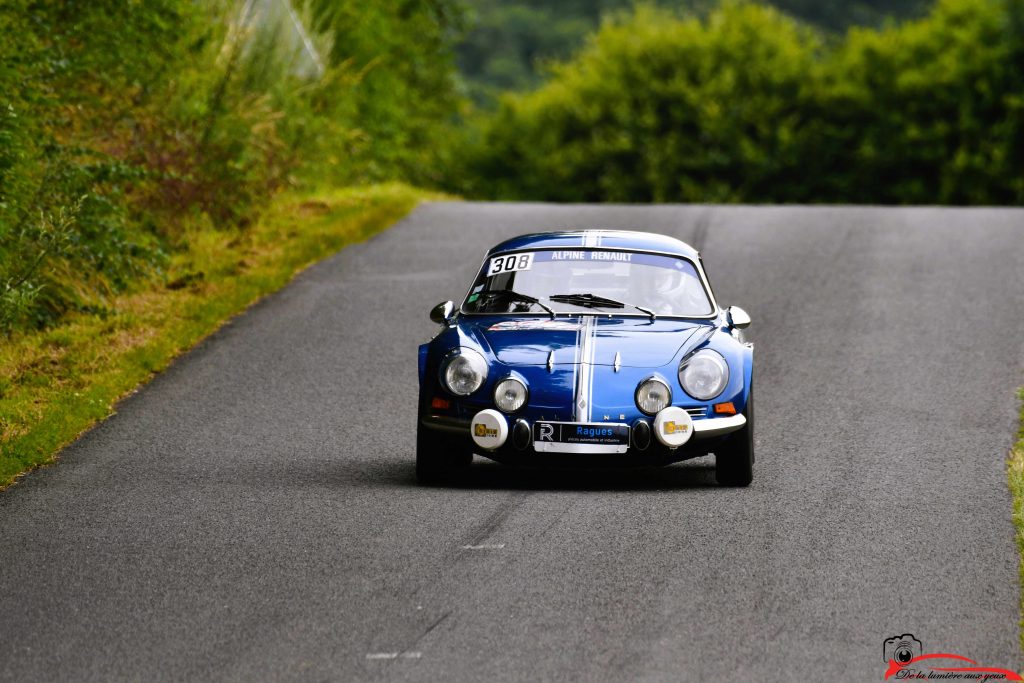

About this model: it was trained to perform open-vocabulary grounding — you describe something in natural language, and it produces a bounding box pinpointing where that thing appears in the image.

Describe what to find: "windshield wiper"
[549,292,656,320]
[476,289,555,319]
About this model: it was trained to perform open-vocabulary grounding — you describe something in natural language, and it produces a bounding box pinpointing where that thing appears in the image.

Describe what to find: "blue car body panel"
[418,230,753,466]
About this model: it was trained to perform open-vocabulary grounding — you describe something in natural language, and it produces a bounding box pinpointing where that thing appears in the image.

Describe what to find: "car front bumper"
[420,412,746,465]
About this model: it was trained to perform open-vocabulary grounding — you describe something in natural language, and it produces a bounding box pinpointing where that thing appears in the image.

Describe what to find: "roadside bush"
[0,0,465,333]
[808,0,1024,203]
[0,0,169,330]
[453,0,1024,205]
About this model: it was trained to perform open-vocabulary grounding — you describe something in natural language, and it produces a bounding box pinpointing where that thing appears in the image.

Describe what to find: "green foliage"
[455,0,930,104]
[0,0,171,330]
[1011,385,1024,654]
[0,0,465,333]
[457,0,624,103]
[456,3,821,201]
[307,0,467,185]
[808,0,1022,203]
[768,0,930,31]
[454,0,1024,204]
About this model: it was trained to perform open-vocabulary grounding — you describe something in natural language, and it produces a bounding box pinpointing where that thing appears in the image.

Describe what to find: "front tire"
[416,427,473,484]
[715,386,754,487]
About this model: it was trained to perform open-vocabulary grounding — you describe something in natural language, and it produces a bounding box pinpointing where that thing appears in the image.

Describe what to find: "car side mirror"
[430,300,455,325]
[727,305,751,330]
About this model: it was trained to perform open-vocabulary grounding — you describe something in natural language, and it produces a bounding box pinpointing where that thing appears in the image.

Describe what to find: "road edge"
[0,184,446,489]
[1008,387,1024,657]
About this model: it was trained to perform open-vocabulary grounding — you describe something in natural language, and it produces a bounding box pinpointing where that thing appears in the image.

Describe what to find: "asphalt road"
[2,203,1023,682]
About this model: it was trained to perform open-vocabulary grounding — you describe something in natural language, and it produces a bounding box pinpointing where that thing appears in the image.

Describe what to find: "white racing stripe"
[586,316,598,416]
[570,317,580,420]
[574,316,597,422]
[582,230,604,248]
[572,229,601,423]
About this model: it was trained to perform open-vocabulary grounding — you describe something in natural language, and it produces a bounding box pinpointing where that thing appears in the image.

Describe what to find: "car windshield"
[462,249,714,317]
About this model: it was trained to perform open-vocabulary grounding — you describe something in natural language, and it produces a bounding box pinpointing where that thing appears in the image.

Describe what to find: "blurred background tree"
[455,0,932,105]
[308,0,466,184]
[451,0,1024,205]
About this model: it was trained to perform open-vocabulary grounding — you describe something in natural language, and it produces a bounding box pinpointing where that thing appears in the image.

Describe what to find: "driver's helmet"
[652,266,683,294]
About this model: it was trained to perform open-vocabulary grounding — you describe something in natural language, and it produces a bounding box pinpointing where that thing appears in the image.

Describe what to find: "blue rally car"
[417,230,754,486]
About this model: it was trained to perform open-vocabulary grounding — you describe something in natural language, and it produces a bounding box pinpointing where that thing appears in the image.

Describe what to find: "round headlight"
[441,349,488,396]
[494,377,528,413]
[679,349,729,400]
[635,377,671,415]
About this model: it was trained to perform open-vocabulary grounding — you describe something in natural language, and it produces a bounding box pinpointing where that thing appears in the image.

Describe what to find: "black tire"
[416,427,473,484]
[715,385,754,487]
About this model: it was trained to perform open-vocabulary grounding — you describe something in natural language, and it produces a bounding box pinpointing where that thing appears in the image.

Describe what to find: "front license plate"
[533,422,630,450]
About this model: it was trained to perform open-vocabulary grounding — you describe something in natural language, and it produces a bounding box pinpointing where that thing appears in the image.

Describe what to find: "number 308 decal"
[487,253,534,276]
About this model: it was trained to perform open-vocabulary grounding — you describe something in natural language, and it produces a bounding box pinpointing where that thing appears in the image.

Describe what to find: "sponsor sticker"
[663,421,690,435]
[474,423,498,438]
[547,250,633,262]
[533,422,629,446]
[653,407,694,447]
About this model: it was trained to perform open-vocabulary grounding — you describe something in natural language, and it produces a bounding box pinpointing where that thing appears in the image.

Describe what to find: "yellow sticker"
[663,421,689,435]
[474,423,497,438]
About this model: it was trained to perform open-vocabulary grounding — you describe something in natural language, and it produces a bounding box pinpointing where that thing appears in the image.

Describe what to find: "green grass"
[0,183,444,488]
[1010,387,1024,653]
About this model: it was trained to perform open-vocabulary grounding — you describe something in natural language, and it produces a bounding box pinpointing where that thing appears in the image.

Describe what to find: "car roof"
[486,230,700,259]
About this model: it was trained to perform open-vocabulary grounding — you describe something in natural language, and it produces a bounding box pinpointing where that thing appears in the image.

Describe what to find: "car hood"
[462,316,713,368]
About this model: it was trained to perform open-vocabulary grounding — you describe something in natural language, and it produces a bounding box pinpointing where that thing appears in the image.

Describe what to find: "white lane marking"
[366,652,422,660]
[461,543,506,550]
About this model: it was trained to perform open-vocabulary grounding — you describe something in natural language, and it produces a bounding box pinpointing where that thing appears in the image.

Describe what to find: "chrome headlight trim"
[439,348,488,396]
[678,349,729,401]
[635,376,672,416]
[494,377,528,413]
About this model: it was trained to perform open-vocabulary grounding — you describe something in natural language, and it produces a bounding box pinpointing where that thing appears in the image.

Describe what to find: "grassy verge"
[1010,388,1024,653]
[0,183,442,488]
